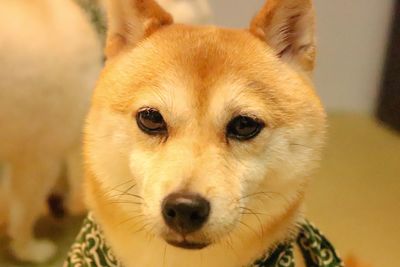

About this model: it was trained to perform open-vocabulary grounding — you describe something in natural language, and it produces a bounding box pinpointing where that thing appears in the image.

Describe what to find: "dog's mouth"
[166,239,210,250]
[161,227,212,250]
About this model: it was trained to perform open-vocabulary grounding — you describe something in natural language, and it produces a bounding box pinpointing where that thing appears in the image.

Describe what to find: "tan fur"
[250,0,316,73]
[0,0,211,263]
[0,0,102,262]
[345,256,374,267]
[84,0,326,266]
[104,0,173,58]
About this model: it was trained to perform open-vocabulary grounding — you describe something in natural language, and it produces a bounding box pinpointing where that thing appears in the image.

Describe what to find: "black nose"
[162,193,210,234]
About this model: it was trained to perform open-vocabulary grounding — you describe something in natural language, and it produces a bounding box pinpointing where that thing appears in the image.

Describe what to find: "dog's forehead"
[106,25,281,87]
[105,26,278,94]
[139,25,278,76]
[97,24,317,127]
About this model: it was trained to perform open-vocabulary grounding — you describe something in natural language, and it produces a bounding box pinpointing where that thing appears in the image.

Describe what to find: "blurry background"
[209,1,400,266]
[211,0,394,113]
[0,0,399,266]
[310,2,400,266]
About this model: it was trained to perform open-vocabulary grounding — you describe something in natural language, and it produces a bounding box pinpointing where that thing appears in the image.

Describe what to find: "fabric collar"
[64,214,343,267]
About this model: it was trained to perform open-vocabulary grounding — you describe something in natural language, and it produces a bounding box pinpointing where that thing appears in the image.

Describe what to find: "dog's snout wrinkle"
[162,193,210,234]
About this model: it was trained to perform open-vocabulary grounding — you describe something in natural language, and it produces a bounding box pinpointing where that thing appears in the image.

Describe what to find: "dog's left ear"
[104,0,173,59]
[250,0,316,73]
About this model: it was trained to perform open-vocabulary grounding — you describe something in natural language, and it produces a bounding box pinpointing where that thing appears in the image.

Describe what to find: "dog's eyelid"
[229,110,266,125]
[135,107,168,136]
[247,80,269,91]
[226,115,265,141]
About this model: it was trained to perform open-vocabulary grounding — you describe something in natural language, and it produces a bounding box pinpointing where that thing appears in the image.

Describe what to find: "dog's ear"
[104,0,173,59]
[250,0,316,73]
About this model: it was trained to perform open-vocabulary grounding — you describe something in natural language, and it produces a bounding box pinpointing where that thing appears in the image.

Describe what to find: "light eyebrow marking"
[247,80,268,92]
[212,81,268,123]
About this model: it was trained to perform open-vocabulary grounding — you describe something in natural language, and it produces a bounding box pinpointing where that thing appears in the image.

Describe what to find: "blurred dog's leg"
[65,144,86,215]
[7,157,60,263]
[0,164,10,227]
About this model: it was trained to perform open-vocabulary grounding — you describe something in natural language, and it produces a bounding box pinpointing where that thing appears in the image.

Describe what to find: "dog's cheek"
[206,188,242,237]
[128,149,167,226]
[224,125,323,226]
[264,126,325,183]
[87,110,134,190]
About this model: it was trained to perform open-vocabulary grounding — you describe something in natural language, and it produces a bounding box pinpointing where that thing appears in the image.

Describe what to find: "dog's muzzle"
[161,192,210,249]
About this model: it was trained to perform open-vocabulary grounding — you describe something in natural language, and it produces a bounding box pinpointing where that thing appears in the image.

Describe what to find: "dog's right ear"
[104,0,173,59]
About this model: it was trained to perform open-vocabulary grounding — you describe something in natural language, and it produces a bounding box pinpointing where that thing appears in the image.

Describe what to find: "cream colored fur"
[158,0,211,24]
[0,0,102,262]
[83,0,326,267]
[96,0,211,25]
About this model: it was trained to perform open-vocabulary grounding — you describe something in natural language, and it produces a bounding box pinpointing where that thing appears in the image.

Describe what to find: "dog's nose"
[162,193,210,234]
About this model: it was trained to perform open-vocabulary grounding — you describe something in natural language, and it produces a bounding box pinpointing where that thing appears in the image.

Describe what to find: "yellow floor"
[0,114,399,267]
[307,114,400,267]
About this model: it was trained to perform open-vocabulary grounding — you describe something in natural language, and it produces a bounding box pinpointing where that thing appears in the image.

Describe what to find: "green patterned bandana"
[64,214,343,267]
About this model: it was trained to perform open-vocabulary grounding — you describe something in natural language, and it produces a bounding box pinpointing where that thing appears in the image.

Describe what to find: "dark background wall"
[377,0,400,132]
[209,0,395,112]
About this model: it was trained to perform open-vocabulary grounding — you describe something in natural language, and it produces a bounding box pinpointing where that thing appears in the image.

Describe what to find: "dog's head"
[86,0,325,251]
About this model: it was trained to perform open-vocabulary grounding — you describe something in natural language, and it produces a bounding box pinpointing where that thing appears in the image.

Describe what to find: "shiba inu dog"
[65,0,345,266]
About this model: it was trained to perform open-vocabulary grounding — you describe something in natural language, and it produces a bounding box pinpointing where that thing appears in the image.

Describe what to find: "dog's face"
[86,0,325,251]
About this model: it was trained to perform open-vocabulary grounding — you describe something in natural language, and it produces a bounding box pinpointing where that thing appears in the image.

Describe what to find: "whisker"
[240,211,269,216]
[110,201,143,205]
[121,192,143,199]
[131,221,153,236]
[129,216,152,232]
[106,191,142,200]
[163,244,167,267]
[223,233,239,261]
[102,180,135,197]
[106,194,143,201]
[238,191,291,206]
[240,207,264,240]
[290,143,313,149]
[238,206,269,216]
[148,223,157,235]
[238,220,259,239]
[239,191,275,201]
[113,184,137,200]
[116,214,146,228]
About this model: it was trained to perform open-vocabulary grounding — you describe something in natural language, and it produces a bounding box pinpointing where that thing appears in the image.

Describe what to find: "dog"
[64,0,344,266]
[0,0,103,263]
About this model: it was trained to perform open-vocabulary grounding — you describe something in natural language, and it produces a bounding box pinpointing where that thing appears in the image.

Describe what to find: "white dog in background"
[158,0,211,24]
[0,0,103,263]
[0,0,211,263]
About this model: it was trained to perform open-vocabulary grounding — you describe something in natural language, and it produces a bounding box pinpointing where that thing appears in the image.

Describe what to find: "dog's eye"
[136,108,167,135]
[226,116,264,141]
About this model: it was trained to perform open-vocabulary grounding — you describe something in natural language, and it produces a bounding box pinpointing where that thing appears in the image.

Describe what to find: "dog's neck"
[86,172,305,267]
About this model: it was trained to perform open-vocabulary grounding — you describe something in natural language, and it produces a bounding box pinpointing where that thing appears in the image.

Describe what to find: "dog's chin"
[165,239,210,250]
[161,231,212,250]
